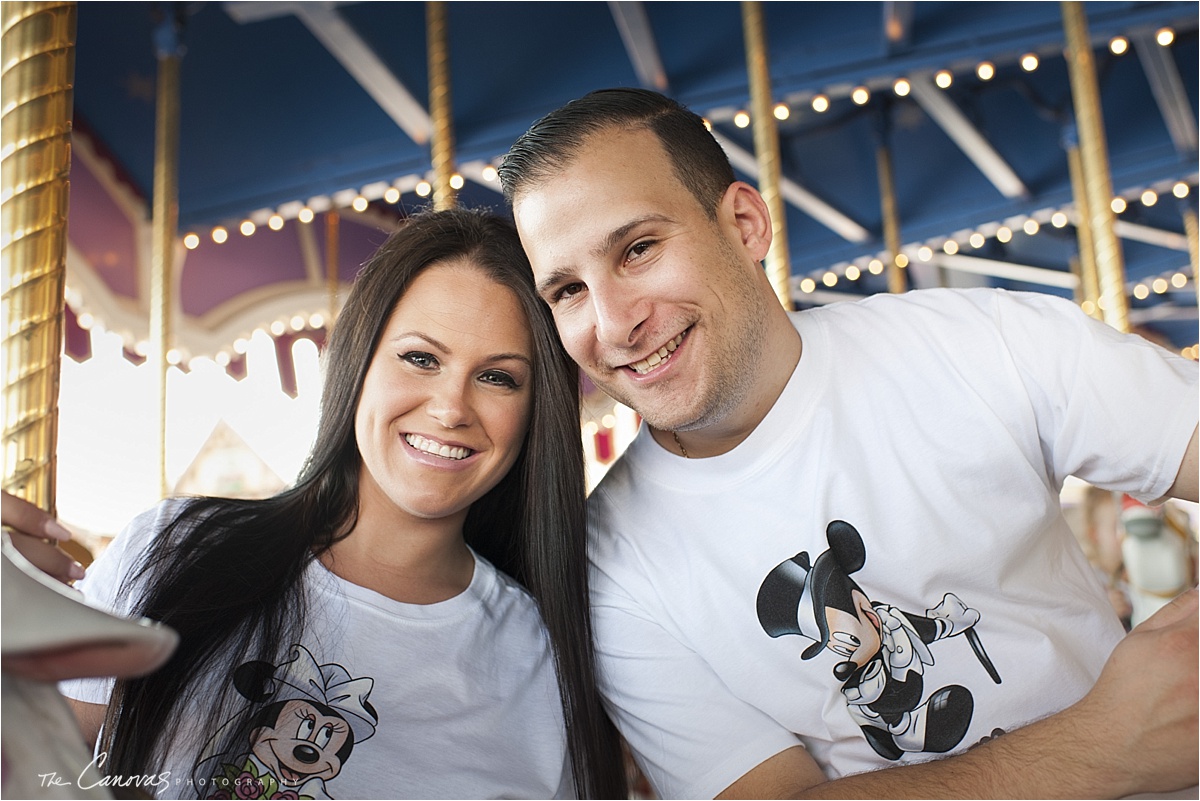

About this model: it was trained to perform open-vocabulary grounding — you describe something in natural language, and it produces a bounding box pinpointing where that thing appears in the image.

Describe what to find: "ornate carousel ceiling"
[66,0,1199,373]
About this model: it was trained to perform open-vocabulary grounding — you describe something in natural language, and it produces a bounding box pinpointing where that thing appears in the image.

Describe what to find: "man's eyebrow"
[592,214,673,260]
[535,214,675,298]
[535,268,576,298]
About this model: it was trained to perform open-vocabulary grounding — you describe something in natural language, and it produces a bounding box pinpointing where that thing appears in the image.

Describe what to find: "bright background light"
[55,328,321,535]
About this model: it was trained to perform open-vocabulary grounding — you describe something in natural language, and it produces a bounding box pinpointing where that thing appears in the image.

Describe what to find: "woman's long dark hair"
[101,208,626,798]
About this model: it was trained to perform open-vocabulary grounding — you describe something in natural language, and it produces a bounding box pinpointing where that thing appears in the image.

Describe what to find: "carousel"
[3,1,1198,618]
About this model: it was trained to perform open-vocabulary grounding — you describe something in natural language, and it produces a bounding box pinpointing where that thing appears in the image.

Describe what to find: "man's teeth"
[631,334,684,375]
[405,434,471,460]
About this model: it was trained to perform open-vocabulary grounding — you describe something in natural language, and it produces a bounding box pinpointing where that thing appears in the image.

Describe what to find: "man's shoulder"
[800,287,1080,340]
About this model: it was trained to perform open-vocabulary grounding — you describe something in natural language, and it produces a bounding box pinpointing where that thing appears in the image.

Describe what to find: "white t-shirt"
[61,500,574,800]
[588,288,1198,799]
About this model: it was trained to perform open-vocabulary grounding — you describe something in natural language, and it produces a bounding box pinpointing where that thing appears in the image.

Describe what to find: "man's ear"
[720,181,773,262]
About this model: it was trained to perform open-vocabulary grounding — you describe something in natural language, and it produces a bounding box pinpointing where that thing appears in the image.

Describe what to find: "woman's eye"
[480,370,518,389]
[298,717,315,739]
[402,351,437,369]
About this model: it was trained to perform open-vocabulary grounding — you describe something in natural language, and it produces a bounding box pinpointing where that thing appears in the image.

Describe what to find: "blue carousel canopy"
[69,1,1199,352]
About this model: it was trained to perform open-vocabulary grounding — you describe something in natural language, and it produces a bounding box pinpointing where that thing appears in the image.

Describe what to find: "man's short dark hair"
[499,88,737,219]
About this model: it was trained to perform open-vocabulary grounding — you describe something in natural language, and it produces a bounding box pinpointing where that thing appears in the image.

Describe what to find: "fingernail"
[43,519,72,541]
[69,561,86,581]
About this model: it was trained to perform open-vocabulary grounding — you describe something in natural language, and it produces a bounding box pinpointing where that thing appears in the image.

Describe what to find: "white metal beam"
[608,2,668,91]
[933,253,1079,288]
[908,74,1029,200]
[710,130,871,243]
[226,1,432,145]
[1113,219,1190,251]
[1133,32,1198,156]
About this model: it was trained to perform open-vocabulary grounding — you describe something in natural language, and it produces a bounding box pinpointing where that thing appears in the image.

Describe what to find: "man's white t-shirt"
[588,288,1198,799]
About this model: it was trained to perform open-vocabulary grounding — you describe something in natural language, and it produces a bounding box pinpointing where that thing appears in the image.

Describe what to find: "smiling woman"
[350,261,533,546]
[56,209,627,799]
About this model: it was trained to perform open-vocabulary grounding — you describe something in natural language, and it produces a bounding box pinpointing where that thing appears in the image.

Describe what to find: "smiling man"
[501,88,1199,799]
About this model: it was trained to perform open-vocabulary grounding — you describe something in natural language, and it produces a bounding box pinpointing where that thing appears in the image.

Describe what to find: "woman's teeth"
[405,434,471,460]
[631,333,684,375]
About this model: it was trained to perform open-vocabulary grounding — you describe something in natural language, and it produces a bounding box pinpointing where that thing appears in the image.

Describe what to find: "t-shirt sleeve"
[58,500,184,705]
[592,585,806,799]
[989,290,1198,503]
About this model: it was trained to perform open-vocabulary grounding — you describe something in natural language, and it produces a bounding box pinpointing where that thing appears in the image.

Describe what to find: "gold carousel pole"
[1065,132,1102,319]
[1062,1,1129,332]
[876,137,907,295]
[326,210,339,323]
[1,1,76,512]
[742,1,792,310]
[1182,205,1199,312]
[427,1,456,211]
[149,8,183,498]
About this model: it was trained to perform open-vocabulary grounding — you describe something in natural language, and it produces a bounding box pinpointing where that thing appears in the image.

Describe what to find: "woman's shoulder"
[469,552,547,623]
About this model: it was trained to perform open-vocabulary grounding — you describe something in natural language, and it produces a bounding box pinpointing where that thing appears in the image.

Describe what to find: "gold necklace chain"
[672,431,689,459]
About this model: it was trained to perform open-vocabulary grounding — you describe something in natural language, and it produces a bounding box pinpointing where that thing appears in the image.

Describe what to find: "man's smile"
[627,330,687,375]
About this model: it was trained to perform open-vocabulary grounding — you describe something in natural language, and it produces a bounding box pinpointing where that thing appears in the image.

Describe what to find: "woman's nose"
[426,381,473,428]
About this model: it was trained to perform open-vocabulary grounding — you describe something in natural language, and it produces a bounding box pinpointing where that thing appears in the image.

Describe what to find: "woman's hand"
[2,491,85,583]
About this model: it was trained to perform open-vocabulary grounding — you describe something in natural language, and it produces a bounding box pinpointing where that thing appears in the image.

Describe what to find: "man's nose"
[591,279,650,349]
